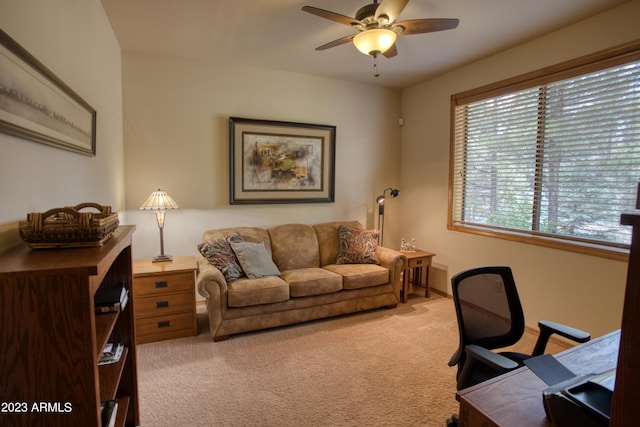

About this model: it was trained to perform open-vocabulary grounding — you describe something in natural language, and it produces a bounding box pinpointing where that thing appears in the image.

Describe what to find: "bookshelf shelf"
[0,226,139,427]
[99,347,129,401]
[96,312,120,354]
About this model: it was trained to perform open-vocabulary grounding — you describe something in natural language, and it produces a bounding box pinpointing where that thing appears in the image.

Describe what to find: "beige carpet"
[136,294,566,426]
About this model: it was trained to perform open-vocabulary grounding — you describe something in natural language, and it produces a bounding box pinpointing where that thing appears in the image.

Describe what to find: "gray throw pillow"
[229,241,281,279]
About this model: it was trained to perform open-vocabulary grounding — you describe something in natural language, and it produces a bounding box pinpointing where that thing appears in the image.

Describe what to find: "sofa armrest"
[376,246,406,299]
[196,255,229,335]
[196,255,228,296]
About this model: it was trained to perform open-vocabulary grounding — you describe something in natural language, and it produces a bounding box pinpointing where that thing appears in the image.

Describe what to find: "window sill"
[448,223,630,262]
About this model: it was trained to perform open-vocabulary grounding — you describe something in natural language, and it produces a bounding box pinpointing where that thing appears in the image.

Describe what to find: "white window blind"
[450,44,640,256]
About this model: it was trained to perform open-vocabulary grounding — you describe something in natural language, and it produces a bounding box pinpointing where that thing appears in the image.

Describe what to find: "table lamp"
[139,189,179,262]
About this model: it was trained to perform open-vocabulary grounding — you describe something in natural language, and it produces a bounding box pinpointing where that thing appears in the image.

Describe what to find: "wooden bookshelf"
[0,225,139,427]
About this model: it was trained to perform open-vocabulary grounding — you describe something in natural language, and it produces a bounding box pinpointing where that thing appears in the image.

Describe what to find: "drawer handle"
[156,301,169,308]
[155,280,168,288]
[416,260,423,265]
[158,320,170,328]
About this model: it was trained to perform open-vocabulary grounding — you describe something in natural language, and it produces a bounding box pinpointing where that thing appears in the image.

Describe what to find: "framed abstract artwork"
[0,29,96,156]
[229,117,336,204]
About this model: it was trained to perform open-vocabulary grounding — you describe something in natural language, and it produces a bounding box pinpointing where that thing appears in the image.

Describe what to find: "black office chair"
[448,266,591,390]
[445,266,590,427]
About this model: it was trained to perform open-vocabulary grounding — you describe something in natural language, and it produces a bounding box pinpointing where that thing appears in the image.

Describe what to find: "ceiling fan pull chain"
[374,54,378,77]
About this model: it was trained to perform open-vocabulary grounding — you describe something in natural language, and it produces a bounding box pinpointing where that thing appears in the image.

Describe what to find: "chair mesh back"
[453,267,525,350]
[458,273,511,342]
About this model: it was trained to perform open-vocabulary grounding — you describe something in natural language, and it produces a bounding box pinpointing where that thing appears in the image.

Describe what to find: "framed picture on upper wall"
[229,117,336,204]
[0,29,96,156]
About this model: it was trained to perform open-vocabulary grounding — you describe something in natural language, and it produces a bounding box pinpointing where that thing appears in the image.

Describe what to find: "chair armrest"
[466,345,520,371]
[532,320,591,356]
[448,346,463,367]
[540,320,591,342]
[456,345,519,390]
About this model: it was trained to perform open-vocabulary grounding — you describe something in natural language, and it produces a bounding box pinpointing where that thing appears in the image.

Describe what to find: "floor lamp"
[376,188,400,247]
[139,189,179,262]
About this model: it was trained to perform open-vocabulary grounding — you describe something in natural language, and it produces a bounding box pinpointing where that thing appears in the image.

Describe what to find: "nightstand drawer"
[135,292,194,318]
[408,257,428,268]
[136,312,195,343]
[134,271,193,296]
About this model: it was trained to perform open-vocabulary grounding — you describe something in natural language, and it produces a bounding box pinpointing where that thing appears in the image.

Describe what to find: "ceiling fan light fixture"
[353,28,396,56]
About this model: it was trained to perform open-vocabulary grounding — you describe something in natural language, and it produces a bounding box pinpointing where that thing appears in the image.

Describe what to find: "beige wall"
[122,53,402,261]
[0,0,124,250]
[400,0,640,338]
[1,0,637,339]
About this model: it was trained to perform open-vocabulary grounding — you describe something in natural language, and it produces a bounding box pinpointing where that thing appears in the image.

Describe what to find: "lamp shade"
[353,28,397,56]
[139,189,179,211]
[139,189,179,262]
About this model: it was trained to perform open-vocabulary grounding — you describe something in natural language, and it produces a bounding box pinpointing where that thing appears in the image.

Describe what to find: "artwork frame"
[0,29,96,156]
[229,117,336,204]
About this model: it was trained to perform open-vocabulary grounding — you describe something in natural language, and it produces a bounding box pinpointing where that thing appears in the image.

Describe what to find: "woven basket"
[19,202,120,248]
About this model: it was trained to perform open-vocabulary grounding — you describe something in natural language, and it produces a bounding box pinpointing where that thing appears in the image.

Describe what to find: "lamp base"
[152,254,173,263]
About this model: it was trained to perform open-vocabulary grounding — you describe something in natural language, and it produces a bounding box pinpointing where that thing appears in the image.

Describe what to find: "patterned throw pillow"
[335,225,380,264]
[198,233,245,282]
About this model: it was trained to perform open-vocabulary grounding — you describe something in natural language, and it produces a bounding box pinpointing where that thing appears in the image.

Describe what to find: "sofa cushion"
[230,240,281,280]
[267,224,320,271]
[336,225,380,265]
[323,264,389,290]
[197,233,245,282]
[227,276,290,307]
[281,268,343,297]
[313,221,363,267]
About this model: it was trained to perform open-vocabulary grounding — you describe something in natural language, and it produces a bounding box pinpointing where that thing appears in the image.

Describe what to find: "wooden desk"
[398,249,435,303]
[457,330,620,427]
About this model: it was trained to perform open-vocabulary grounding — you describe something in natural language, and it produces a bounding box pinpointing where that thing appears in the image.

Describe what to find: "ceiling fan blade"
[375,0,409,23]
[382,43,398,58]
[393,18,459,35]
[316,34,356,51]
[302,6,360,27]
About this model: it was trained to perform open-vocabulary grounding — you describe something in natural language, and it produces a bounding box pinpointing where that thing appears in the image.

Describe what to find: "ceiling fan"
[302,0,459,75]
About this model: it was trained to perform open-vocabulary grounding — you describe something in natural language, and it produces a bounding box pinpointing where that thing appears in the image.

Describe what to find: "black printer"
[543,368,615,427]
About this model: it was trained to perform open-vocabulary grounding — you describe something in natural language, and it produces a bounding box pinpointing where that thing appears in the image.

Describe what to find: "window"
[449,41,640,260]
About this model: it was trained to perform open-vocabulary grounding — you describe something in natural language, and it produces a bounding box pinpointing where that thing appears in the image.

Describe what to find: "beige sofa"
[196,221,406,341]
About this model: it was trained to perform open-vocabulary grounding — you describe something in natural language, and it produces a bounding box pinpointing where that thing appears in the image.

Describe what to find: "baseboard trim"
[431,288,451,298]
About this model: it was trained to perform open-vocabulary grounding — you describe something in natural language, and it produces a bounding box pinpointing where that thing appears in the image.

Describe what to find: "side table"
[132,255,197,344]
[398,249,435,303]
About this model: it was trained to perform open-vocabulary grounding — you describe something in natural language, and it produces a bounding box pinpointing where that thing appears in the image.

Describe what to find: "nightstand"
[132,256,197,344]
[399,249,435,303]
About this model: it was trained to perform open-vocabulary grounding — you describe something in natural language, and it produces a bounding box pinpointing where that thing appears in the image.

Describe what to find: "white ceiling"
[101,0,629,89]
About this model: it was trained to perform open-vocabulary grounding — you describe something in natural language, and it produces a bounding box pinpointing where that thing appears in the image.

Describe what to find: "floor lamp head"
[376,188,400,246]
